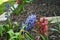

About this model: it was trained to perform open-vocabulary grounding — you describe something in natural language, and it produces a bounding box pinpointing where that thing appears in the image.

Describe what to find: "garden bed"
[0,0,60,40]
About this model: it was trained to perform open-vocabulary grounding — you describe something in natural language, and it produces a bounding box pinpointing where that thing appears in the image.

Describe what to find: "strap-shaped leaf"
[49,28,60,33]
[58,23,60,30]
[19,24,27,40]
[25,31,35,40]
[3,24,10,32]
[45,36,49,40]
[49,28,58,31]
[7,29,14,37]
[40,34,46,40]
[0,24,3,36]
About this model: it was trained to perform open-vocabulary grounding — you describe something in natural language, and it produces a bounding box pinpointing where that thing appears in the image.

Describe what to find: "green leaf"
[7,30,20,40]
[58,23,60,30]
[7,29,14,37]
[0,24,3,36]
[13,0,33,15]
[6,29,15,40]
[15,32,20,36]
[3,24,10,32]
[45,36,49,40]
[50,28,60,33]
[9,36,19,40]
[49,28,58,32]
[19,24,27,40]
[13,22,19,26]
[13,22,19,29]
[40,34,46,40]
[13,3,24,15]
[23,37,29,40]
[25,31,35,40]
[20,24,27,31]
[22,0,32,3]
[48,19,53,25]
[26,0,32,3]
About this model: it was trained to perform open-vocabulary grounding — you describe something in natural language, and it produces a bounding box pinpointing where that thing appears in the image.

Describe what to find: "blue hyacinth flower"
[22,14,36,31]
[4,3,10,9]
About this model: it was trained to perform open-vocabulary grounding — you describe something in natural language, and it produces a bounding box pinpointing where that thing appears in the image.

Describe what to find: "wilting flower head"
[22,14,36,31]
[34,17,48,36]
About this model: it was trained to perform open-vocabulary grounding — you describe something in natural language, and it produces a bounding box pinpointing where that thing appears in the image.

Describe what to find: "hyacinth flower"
[34,17,48,36]
[22,14,36,31]
[4,3,11,11]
